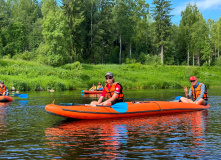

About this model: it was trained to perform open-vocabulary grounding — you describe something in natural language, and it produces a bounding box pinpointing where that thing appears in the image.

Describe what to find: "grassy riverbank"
[0,59,220,91]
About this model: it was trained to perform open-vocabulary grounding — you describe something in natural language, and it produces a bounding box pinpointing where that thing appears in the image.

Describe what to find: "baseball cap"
[190,76,197,81]
[105,72,113,77]
[0,81,4,84]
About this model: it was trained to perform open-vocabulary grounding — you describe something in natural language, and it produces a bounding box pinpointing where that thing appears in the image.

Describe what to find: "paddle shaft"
[60,103,111,107]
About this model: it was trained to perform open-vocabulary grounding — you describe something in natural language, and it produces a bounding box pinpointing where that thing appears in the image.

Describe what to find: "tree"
[0,0,10,56]
[62,0,85,63]
[151,0,173,64]
[0,0,42,57]
[127,0,150,59]
[39,0,69,66]
[112,0,131,64]
[191,16,210,66]
[179,3,201,66]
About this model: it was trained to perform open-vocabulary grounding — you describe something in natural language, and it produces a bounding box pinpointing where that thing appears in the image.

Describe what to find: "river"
[0,89,220,159]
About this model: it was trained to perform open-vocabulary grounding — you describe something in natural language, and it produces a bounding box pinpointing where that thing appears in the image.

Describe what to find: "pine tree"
[151,0,173,64]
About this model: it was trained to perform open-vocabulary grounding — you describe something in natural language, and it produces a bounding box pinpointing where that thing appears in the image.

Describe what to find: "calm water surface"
[0,89,220,159]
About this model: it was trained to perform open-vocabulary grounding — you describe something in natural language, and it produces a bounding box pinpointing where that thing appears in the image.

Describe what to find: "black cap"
[105,72,113,77]
[0,81,4,84]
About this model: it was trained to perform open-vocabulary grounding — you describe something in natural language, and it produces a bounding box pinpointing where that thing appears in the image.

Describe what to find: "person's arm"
[97,89,107,104]
[5,87,8,92]
[187,88,192,99]
[184,86,188,97]
[2,86,8,96]
[195,84,206,102]
[102,93,118,104]
[97,96,104,104]
[184,86,191,99]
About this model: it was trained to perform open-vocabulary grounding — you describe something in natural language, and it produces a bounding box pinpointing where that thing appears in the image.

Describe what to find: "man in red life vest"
[0,81,9,96]
[180,76,208,105]
[90,72,124,106]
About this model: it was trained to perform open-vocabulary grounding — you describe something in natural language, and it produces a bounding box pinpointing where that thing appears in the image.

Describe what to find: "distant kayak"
[45,101,210,120]
[82,90,103,94]
[0,96,13,102]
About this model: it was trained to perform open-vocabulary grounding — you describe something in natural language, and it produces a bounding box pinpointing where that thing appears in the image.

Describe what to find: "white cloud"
[172,0,221,16]
[196,0,221,10]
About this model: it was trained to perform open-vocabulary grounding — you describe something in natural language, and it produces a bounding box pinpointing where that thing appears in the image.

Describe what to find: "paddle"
[175,96,181,100]
[12,94,28,98]
[60,102,128,113]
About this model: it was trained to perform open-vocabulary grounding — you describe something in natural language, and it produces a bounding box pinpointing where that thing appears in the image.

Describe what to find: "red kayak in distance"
[0,96,13,102]
[82,90,103,94]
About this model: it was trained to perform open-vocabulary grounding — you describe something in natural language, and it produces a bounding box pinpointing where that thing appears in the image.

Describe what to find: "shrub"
[215,57,221,66]
[62,61,82,70]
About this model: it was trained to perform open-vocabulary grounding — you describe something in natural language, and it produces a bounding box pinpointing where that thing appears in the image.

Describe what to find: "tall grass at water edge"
[0,59,220,91]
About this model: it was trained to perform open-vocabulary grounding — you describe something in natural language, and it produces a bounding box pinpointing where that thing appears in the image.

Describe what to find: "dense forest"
[0,0,221,66]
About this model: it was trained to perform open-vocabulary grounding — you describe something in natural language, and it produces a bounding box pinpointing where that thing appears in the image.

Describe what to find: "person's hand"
[90,101,99,105]
[102,101,111,106]
[184,86,188,94]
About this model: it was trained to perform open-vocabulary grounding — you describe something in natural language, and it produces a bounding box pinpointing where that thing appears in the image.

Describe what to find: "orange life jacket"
[104,82,124,100]
[191,83,208,101]
[0,85,7,95]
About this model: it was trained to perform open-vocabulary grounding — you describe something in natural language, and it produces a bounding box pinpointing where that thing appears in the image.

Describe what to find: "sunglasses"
[105,76,113,80]
[190,80,195,82]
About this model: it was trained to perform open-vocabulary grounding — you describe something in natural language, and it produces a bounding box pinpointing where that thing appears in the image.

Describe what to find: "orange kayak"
[0,96,13,102]
[45,101,210,120]
[82,90,103,94]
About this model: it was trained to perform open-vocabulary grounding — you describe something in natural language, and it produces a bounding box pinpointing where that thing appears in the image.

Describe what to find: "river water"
[0,89,220,159]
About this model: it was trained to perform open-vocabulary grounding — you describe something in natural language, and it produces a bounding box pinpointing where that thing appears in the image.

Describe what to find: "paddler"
[89,84,97,91]
[97,82,103,91]
[0,81,9,96]
[180,76,208,105]
[90,72,124,106]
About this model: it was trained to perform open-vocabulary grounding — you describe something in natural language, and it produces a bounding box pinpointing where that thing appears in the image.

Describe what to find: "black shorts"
[111,99,124,105]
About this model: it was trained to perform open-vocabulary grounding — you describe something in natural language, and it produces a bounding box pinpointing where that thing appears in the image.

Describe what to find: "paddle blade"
[175,96,181,100]
[12,94,28,98]
[18,94,28,98]
[111,102,128,113]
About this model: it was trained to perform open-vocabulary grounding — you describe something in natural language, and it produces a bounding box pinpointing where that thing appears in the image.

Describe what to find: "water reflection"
[0,104,8,136]
[0,102,11,108]
[81,93,101,99]
[45,110,209,159]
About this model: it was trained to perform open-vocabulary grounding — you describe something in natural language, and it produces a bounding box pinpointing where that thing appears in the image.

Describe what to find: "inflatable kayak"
[0,96,13,102]
[45,101,210,120]
[82,90,103,94]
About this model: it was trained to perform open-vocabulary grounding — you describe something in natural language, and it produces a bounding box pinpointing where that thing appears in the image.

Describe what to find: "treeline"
[0,0,221,66]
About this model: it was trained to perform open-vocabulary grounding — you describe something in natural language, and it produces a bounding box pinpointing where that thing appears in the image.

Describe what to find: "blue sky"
[148,0,221,25]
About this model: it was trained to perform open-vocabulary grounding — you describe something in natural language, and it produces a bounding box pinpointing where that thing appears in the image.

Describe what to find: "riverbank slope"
[0,59,220,91]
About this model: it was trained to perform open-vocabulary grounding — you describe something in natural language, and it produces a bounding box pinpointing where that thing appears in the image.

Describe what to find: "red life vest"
[104,82,124,100]
[191,83,208,101]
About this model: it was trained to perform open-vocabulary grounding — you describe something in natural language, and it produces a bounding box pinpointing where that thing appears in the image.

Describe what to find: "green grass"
[0,59,220,91]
